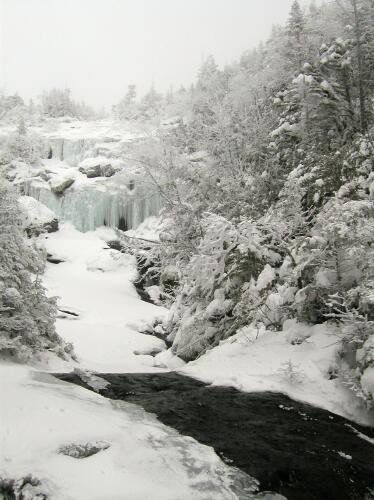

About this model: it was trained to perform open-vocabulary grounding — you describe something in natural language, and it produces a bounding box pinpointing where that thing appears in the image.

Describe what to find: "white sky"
[0,0,313,109]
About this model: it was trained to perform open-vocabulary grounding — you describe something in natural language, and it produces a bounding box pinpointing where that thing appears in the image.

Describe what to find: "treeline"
[0,88,97,123]
[140,0,374,402]
[112,83,191,122]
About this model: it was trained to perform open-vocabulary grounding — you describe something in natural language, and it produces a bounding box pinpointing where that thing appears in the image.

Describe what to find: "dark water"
[54,372,374,500]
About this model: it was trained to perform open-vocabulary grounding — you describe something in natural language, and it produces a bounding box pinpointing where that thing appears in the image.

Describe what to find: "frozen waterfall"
[22,122,162,231]
[24,179,163,232]
[48,137,102,166]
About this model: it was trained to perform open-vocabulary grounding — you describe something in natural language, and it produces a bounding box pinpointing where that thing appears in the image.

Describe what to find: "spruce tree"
[287,0,306,72]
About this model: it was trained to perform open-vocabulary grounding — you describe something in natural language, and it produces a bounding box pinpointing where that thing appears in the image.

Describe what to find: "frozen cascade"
[22,122,160,230]
[24,179,163,231]
[48,137,99,166]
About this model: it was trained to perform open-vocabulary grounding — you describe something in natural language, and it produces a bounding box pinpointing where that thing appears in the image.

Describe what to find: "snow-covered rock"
[49,174,75,194]
[78,156,122,178]
[18,195,59,236]
[153,349,186,369]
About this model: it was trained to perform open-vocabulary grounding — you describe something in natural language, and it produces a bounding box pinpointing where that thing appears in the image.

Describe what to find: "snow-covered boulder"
[49,174,75,194]
[79,162,102,178]
[18,195,59,236]
[160,116,182,130]
[78,157,122,178]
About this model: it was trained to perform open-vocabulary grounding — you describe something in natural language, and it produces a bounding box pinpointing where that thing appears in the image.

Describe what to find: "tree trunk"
[351,0,367,132]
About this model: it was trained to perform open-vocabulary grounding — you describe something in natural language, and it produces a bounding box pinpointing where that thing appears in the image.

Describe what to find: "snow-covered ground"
[40,223,167,373]
[179,322,374,426]
[36,119,147,142]
[0,363,257,500]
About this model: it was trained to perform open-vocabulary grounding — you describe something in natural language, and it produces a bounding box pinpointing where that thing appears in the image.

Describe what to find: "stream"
[55,371,374,500]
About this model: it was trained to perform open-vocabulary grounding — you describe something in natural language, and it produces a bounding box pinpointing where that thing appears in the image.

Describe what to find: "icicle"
[48,137,97,165]
[24,179,163,232]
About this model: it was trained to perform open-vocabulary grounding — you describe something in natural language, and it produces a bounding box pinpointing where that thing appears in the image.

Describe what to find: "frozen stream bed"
[40,222,168,373]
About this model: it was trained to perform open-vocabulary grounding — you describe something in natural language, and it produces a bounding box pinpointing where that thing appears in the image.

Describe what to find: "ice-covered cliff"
[5,120,163,231]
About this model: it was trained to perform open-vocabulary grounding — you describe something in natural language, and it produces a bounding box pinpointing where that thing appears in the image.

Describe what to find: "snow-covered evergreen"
[0,179,72,361]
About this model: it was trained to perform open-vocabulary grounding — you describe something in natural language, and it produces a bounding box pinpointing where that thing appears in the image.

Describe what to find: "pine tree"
[17,117,27,136]
[287,1,307,72]
[140,84,163,118]
[336,0,374,131]
[113,85,138,120]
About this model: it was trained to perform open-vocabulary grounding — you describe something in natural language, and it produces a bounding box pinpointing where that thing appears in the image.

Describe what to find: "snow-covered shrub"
[293,195,374,323]
[324,294,374,404]
[0,179,73,361]
[2,123,47,165]
[0,475,51,499]
[164,214,274,360]
[278,360,305,385]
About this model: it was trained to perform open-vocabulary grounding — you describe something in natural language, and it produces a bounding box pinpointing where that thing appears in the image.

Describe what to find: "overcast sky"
[0,0,313,109]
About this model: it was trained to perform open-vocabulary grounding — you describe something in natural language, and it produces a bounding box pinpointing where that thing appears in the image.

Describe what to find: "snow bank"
[0,363,257,499]
[18,195,57,226]
[180,320,373,425]
[125,216,161,241]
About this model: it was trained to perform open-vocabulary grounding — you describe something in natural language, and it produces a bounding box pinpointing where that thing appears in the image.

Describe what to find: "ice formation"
[48,137,97,165]
[25,177,162,232]
[15,121,164,232]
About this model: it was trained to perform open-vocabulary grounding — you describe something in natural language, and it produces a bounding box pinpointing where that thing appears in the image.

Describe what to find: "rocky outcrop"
[58,441,110,459]
[78,157,122,178]
[18,196,59,237]
[49,174,75,194]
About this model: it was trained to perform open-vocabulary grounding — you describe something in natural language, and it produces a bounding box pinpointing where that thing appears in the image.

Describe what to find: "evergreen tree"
[286,0,307,72]
[0,180,72,361]
[140,84,163,118]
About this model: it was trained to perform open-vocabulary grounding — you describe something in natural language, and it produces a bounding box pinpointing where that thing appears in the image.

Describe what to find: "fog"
[0,0,313,108]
